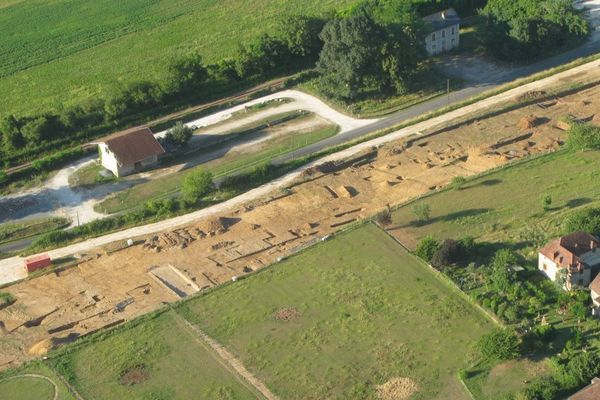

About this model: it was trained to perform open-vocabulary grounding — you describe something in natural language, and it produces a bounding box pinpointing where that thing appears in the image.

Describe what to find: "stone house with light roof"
[423,8,461,56]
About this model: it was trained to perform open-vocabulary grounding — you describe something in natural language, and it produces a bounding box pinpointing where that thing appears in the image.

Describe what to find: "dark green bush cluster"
[415,235,476,266]
[477,328,521,361]
[481,0,589,61]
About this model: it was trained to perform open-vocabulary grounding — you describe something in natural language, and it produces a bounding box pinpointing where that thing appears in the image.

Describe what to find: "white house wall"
[98,144,120,177]
[425,24,460,55]
[538,254,559,281]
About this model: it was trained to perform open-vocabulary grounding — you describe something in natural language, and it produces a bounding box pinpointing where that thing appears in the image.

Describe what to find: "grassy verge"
[178,224,494,399]
[68,163,116,188]
[0,360,76,400]
[0,217,70,245]
[50,310,260,400]
[96,122,338,214]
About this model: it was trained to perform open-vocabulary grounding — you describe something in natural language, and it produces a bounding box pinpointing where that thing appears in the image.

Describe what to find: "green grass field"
[0,0,353,115]
[51,310,259,400]
[96,121,338,214]
[0,360,75,400]
[68,163,116,188]
[178,224,495,400]
[389,149,600,251]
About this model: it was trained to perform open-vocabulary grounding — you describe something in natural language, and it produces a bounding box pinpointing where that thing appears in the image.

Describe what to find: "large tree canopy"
[317,2,425,100]
[481,0,589,61]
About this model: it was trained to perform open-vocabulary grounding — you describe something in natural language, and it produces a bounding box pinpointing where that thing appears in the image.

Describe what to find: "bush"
[181,170,214,204]
[477,328,521,361]
[415,235,439,262]
[412,203,431,224]
[164,121,193,147]
[430,239,461,268]
[375,208,391,225]
[564,207,600,237]
[567,122,600,151]
[451,176,467,190]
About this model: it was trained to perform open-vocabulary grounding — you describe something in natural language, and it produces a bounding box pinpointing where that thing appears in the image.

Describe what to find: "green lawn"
[0,0,353,115]
[51,310,259,400]
[0,360,75,400]
[389,149,600,251]
[96,122,338,214]
[462,359,551,400]
[178,224,495,400]
[68,163,116,188]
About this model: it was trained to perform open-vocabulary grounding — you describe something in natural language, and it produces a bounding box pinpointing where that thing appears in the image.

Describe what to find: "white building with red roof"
[93,126,165,177]
[538,231,600,290]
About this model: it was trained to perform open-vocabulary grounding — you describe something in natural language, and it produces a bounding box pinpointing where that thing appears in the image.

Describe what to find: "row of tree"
[1,0,483,169]
[480,0,589,61]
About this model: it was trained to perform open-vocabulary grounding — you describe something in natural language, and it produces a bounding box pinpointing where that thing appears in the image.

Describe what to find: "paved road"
[275,37,600,164]
[2,56,599,286]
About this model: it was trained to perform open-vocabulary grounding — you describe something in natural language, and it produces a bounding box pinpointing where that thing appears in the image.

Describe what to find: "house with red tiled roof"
[93,126,165,177]
[538,232,600,290]
[568,377,600,400]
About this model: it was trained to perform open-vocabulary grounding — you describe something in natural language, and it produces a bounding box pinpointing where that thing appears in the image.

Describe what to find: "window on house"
[451,27,455,35]
[543,263,547,271]
[442,30,446,38]
[432,32,436,41]
[578,278,584,286]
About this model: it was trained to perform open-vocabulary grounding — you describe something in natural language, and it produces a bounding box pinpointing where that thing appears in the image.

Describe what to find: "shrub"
[415,235,439,262]
[375,208,392,225]
[564,207,600,237]
[412,203,431,224]
[451,176,467,190]
[477,328,521,361]
[430,239,461,268]
[541,194,552,211]
[567,122,600,151]
[181,170,214,204]
[164,121,193,147]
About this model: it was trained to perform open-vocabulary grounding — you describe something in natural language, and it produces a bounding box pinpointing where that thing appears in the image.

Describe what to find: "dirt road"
[1,57,599,287]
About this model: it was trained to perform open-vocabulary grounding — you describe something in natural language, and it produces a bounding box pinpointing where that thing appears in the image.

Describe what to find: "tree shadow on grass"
[390,208,492,229]
[565,198,591,209]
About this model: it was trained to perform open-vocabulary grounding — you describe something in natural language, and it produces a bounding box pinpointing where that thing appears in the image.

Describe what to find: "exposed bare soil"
[1,72,600,370]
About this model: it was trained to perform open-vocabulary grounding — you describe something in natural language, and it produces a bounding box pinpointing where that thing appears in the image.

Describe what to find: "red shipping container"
[24,254,51,273]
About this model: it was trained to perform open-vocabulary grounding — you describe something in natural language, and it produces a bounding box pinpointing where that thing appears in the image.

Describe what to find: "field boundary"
[174,312,277,400]
[373,221,504,326]
[0,373,59,400]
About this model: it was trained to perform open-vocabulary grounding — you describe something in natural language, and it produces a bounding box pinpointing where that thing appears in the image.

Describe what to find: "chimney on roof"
[592,240,598,250]
[441,11,447,19]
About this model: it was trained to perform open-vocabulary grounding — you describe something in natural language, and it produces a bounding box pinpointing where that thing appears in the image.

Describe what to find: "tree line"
[0,0,486,170]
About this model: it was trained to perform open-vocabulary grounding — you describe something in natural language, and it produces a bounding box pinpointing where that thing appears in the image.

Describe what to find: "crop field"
[0,360,75,400]
[0,0,354,115]
[388,149,600,251]
[51,310,259,400]
[178,224,495,400]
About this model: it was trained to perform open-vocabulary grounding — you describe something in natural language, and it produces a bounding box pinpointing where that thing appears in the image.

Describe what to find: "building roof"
[98,126,165,166]
[591,274,600,296]
[569,377,600,400]
[423,8,461,31]
[539,232,600,273]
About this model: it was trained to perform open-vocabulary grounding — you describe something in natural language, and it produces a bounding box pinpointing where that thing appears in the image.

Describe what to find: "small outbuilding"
[24,254,51,274]
[423,8,461,56]
[94,126,165,177]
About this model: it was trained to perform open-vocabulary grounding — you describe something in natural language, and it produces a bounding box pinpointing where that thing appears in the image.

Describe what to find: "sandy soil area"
[2,66,599,369]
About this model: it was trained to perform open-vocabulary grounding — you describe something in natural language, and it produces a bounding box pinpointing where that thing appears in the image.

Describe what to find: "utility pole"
[76,211,80,227]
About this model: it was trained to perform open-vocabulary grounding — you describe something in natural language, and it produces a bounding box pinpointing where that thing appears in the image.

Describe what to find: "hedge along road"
[1,55,600,287]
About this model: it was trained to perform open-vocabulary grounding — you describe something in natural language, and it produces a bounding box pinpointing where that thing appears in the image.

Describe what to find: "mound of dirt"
[120,366,149,386]
[517,115,541,130]
[273,307,302,322]
[205,216,240,233]
[28,339,54,356]
[376,377,419,400]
